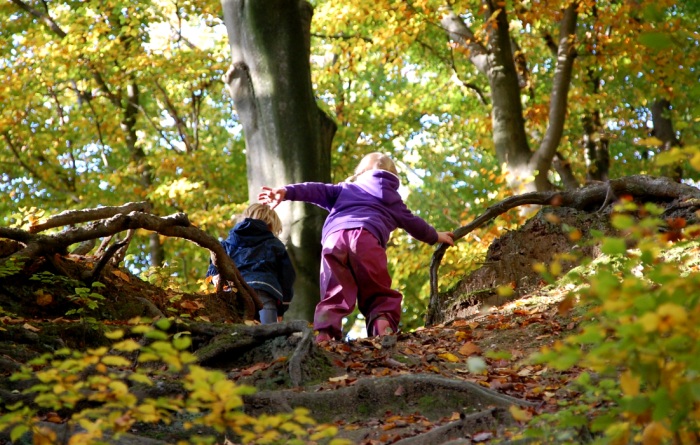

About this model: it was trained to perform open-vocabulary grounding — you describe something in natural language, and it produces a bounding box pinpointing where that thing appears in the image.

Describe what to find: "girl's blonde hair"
[239,203,283,235]
[347,152,398,181]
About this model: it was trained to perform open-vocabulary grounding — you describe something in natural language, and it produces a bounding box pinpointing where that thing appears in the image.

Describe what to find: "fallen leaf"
[394,385,404,396]
[180,300,204,311]
[438,352,460,363]
[112,270,131,281]
[509,405,533,422]
[473,431,494,442]
[23,323,40,333]
[458,342,482,357]
[517,367,532,376]
[35,291,53,306]
[329,374,350,383]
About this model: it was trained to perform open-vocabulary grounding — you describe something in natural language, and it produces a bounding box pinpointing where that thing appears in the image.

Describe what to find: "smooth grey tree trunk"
[221,0,336,321]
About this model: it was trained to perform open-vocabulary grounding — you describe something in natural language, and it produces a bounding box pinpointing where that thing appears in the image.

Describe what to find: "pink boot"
[315,330,332,343]
[372,316,394,336]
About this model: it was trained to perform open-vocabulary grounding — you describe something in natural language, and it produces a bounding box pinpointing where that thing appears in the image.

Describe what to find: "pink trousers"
[314,228,402,339]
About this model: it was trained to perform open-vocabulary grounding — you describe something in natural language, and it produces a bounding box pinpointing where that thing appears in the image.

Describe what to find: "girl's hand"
[436,231,455,246]
[258,186,286,209]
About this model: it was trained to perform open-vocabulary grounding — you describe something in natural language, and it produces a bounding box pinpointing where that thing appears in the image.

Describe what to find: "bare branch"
[29,202,152,233]
[155,81,194,153]
[2,206,261,319]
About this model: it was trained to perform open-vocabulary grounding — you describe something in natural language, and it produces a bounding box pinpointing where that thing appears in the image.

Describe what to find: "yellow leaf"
[113,339,141,352]
[657,303,687,324]
[104,329,124,340]
[33,426,57,445]
[642,421,671,445]
[638,312,659,332]
[636,137,663,147]
[691,152,700,172]
[497,285,514,297]
[550,261,562,276]
[620,370,640,396]
[568,229,582,241]
[509,405,532,422]
[438,352,460,363]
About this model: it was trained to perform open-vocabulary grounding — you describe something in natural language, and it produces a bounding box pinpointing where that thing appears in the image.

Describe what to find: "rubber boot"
[372,316,394,336]
[315,330,332,343]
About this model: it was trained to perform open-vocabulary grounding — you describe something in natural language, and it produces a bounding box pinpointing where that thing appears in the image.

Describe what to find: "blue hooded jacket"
[206,218,295,314]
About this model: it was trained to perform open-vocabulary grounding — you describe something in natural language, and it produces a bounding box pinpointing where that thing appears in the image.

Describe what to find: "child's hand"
[437,231,455,246]
[258,186,286,209]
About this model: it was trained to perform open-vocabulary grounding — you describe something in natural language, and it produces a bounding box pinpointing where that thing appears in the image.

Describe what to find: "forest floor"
[274,286,582,444]
[0,227,584,445]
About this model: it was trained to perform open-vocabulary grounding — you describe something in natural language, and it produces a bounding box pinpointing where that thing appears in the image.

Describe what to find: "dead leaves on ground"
[224,305,583,444]
[315,309,581,409]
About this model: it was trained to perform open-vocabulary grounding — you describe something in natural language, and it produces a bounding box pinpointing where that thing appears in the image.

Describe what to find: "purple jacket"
[284,170,438,248]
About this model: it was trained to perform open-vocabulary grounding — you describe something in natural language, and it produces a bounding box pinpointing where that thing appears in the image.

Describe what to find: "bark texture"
[221,0,337,322]
[442,1,580,192]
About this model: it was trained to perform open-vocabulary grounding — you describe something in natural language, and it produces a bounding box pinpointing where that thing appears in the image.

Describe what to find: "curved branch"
[427,175,700,324]
[29,201,152,233]
[2,206,261,320]
[9,0,67,37]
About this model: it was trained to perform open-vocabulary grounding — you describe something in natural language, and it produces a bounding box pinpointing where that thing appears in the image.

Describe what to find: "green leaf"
[651,388,672,420]
[172,335,192,351]
[611,214,635,230]
[601,237,627,256]
[11,425,29,443]
[638,32,673,50]
[155,318,172,331]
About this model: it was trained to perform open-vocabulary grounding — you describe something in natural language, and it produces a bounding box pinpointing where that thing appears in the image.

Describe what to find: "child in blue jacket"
[207,204,295,324]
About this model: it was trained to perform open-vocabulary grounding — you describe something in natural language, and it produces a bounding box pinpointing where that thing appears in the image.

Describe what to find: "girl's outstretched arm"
[258,186,286,209]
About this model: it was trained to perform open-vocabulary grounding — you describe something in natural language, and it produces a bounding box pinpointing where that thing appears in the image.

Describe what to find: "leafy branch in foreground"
[526,200,700,444]
[0,318,350,445]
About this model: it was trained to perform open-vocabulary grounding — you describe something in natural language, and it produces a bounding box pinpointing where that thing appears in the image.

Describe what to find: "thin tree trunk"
[651,98,683,182]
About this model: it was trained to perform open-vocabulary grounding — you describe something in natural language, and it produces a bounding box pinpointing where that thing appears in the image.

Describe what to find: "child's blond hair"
[347,152,398,182]
[239,203,283,235]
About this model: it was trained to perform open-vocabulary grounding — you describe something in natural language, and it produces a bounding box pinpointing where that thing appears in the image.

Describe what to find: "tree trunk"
[221,0,336,321]
[651,98,683,182]
[482,0,532,191]
[582,110,610,182]
[442,1,579,193]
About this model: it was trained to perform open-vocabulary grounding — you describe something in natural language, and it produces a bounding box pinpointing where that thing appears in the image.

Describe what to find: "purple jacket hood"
[284,170,438,247]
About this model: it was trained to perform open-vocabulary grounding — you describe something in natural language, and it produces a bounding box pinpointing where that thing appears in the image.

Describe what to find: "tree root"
[244,373,534,422]
[392,407,512,445]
